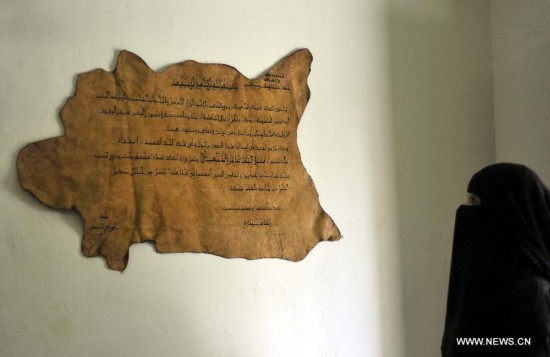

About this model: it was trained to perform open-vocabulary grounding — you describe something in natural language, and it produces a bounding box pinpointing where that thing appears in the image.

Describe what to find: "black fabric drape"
[442,163,550,356]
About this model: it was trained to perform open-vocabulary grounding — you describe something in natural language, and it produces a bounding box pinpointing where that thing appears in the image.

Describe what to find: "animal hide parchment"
[17,49,341,271]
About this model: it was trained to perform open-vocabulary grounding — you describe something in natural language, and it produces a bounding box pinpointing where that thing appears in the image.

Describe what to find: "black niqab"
[442,163,550,356]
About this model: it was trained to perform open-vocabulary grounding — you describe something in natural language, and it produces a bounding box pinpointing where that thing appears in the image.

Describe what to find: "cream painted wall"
[390,1,550,356]
[1,1,403,356]
[388,1,495,356]
[491,0,550,182]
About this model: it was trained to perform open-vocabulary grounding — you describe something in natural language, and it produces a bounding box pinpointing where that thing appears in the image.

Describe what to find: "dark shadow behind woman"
[442,163,550,356]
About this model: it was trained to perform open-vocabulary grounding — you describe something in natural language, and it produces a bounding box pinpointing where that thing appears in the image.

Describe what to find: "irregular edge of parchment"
[17,49,342,271]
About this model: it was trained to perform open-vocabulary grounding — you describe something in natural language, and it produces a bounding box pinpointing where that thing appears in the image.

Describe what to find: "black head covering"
[441,163,550,356]
[467,163,550,276]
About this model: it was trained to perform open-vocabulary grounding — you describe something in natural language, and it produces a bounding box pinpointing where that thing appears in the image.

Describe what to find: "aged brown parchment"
[17,49,341,271]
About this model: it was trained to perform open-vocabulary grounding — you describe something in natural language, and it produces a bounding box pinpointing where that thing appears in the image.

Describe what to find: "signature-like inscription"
[89,211,117,234]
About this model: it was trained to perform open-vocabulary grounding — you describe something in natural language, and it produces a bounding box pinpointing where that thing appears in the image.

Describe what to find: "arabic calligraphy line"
[171,76,238,91]
[96,93,288,113]
[164,125,290,139]
[99,106,289,125]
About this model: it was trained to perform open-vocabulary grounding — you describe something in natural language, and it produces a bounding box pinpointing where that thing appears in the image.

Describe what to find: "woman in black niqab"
[442,163,550,356]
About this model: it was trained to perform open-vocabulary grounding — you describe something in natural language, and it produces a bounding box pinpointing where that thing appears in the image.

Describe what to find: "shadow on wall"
[386,1,495,356]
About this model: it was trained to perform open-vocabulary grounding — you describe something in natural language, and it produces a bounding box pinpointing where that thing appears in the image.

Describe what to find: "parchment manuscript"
[17,49,341,271]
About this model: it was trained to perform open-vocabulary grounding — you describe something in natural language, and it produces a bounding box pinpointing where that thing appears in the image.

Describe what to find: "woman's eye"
[464,193,481,206]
